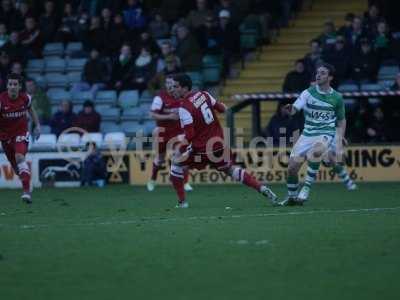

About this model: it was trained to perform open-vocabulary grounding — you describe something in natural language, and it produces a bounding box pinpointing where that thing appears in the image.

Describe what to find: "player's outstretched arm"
[28,106,41,140]
[150,111,179,121]
[214,102,227,113]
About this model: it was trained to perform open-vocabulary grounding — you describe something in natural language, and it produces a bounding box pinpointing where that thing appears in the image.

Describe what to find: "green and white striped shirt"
[293,85,345,137]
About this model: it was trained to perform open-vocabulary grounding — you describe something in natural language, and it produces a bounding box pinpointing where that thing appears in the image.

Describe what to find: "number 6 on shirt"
[200,102,214,124]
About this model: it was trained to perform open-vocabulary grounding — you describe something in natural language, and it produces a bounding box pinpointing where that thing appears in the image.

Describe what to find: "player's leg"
[297,136,332,202]
[183,169,193,192]
[147,152,165,191]
[147,129,167,191]
[14,139,32,203]
[279,157,304,206]
[169,149,191,208]
[223,165,278,204]
[328,151,357,190]
[280,135,309,206]
[1,140,18,173]
[210,149,277,204]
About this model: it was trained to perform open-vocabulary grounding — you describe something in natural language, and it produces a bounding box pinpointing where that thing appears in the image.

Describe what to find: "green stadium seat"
[45,58,66,73]
[118,90,139,108]
[45,73,69,89]
[96,90,118,105]
[121,107,142,121]
[26,59,44,73]
[66,58,87,72]
[43,43,64,57]
[71,90,93,104]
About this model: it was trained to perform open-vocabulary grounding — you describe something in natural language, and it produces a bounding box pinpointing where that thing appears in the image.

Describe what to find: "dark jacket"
[73,110,101,133]
[50,111,76,136]
[83,58,109,84]
[282,71,310,93]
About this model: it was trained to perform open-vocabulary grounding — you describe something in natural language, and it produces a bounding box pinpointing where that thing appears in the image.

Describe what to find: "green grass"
[0,183,399,300]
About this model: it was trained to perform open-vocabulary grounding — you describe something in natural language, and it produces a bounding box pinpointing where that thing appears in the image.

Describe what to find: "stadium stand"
[1,0,400,150]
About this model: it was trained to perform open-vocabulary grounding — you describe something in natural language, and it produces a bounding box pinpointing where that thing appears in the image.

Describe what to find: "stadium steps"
[221,0,367,142]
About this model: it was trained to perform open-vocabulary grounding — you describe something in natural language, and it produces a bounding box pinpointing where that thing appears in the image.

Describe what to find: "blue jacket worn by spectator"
[50,101,76,136]
[81,143,107,187]
[123,0,146,31]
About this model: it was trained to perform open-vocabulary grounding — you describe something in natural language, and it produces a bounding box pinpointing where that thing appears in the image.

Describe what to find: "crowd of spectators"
[0,0,301,137]
[275,2,400,144]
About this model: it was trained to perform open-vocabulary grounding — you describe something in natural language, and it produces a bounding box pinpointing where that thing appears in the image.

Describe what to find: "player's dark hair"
[7,73,23,84]
[172,73,192,91]
[317,63,335,76]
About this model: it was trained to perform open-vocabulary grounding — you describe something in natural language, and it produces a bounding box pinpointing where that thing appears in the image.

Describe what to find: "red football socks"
[151,162,160,181]
[170,174,185,203]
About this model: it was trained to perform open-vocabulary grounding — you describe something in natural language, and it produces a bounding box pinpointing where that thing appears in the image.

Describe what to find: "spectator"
[350,102,371,142]
[110,44,135,91]
[19,17,42,58]
[0,51,10,90]
[25,78,51,124]
[101,7,113,31]
[148,55,182,94]
[75,10,90,42]
[282,59,310,93]
[363,4,381,35]
[2,31,25,63]
[123,0,147,37]
[148,11,170,39]
[156,40,181,73]
[263,101,304,147]
[39,0,58,43]
[16,2,33,29]
[390,73,400,91]
[56,2,78,44]
[103,12,128,56]
[186,0,212,29]
[50,100,76,136]
[71,48,108,97]
[322,36,351,85]
[318,21,337,49]
[86,16,105,52]
[374,21,391,61]
[133,31,159,56]
[338,13,355,38]
[216,9,239,77]
[344,16,365,49]
[351,38,379,83]
[81,142,107,187]
[131,46,155,92]
[175,25,202,71]
[303,39,323,77]
[0,23,9,48]
[0,0,19,31]
[10,61,24,76]
[365,106,388,143]
[196,14,220,55]
[214,0,241,27]
[73,100,101,133]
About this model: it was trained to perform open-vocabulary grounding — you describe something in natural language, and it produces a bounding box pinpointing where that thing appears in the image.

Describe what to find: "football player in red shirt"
[169,73,277,208]
[147,76,193,192]
[0,73,41,203]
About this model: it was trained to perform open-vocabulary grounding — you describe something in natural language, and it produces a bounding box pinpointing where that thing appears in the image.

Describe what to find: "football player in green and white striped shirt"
[280,63,355,206]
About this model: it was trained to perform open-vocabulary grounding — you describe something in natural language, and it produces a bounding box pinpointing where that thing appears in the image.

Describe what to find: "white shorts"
[290,134,334,158]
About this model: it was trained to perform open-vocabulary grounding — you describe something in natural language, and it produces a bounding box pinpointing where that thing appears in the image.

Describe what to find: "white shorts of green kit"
[290,134,334,158]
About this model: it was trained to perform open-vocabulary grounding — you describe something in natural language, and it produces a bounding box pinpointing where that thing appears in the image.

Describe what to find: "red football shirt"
[179,91,225,153]
[151,90,182,137]
[0,91,31,141]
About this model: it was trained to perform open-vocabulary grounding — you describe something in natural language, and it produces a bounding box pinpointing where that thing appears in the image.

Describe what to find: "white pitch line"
[2,206,400,230]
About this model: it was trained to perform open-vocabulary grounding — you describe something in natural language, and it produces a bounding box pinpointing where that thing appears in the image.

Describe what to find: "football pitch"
[0,183,399,300]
